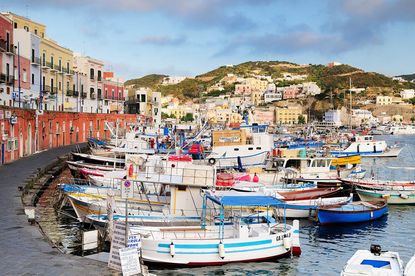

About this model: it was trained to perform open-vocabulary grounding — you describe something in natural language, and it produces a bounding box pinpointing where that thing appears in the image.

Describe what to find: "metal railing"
[6,75,14,84]
[50,86,58,94]
[31,57,41,65]
[42,85,51,93]
[66,90,73,96]
[81,92,87,98]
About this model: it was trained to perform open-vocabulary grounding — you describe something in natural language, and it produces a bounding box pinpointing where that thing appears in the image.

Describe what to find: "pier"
[0,144,111,275]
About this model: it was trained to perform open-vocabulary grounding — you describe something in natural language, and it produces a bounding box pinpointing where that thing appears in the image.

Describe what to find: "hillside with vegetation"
[397,73,415,82]
[125,61,415,100]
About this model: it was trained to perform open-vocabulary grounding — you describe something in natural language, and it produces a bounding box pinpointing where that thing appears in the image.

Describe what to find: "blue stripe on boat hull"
[318,206,388,224]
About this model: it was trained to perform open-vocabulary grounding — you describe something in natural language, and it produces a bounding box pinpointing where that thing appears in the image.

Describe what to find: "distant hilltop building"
[392,76,407,82]
[161,76,188,85]
[327,61,342,68]
[400,89,415,99]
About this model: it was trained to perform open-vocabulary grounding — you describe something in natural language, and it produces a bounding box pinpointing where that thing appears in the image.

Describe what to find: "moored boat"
[317,201,388,225]
[356,188,415,205]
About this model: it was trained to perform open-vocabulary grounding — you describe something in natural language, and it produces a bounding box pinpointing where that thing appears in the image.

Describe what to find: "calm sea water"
[150,135,415,275]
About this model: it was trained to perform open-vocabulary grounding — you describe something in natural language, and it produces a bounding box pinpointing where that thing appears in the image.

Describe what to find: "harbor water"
[37,135,415,275]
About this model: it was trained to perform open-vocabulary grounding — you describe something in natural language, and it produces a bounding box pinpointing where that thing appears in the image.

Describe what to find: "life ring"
[208,158,216,165]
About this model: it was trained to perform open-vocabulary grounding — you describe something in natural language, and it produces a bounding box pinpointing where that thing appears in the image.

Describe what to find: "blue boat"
[317,201,388,225]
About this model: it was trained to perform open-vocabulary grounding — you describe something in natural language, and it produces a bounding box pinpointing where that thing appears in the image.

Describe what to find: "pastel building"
[73,54,104,113]
[234,83,251,95]
[253,109,274,124]
[125,87,161,126]
[275,106,306,125]
[103,72,124,114]
[13,28,40,109]
[0,14,15,107]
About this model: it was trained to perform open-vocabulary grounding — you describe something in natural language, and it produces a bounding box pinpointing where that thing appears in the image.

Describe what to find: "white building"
[324,110,342,126]
[73,54,104,113]
[13,29,41,109]
[264,84,283,103]
[301,82,321,96]
[162,76,187,85]
[400,89,415,99]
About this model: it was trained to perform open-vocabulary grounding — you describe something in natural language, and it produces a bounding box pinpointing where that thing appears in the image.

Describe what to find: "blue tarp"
[206,194,285,207]
[361,259,390,268]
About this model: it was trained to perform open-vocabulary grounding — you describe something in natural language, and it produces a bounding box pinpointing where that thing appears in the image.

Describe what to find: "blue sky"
[2,0,415,80]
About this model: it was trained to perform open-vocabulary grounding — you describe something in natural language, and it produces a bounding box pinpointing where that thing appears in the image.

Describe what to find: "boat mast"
[349,77,352,129]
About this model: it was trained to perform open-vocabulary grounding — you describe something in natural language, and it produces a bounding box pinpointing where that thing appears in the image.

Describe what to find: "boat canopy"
[205,190,285,207]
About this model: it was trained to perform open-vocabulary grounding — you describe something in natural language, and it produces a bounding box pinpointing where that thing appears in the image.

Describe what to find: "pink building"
[0,14,14,106]
[234,84,251,95]
[103,72,124,113]
[14,55,30,90]
[283,87,299,99]
[254,110,274,124]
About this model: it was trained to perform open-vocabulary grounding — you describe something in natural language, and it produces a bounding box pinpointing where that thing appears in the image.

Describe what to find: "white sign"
[121,180,133,199]
[119,247,141,276]
[127,235,141,253]
[108,222,127,271]
[82,230,98,251]
[219,136,241,143]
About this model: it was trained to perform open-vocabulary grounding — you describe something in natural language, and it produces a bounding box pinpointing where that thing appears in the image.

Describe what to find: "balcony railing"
[66,90,73,96]
[98,93,103,99]
[42,85,51,93]
[31,57,41,65]
[55,65,62,72]
[0,39,6,52]
[6,75,14,85]
[73,90,79,97]
[90,76,95,81]
[49,63,57,71]
[65,69,74,75]
[0,73,6,83]
[81,92,87,98]
[5,43,15,55]
[50,87,58,94]
[97,76,102,82]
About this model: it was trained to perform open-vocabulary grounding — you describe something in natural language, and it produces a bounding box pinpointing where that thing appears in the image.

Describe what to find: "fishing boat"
[66,160,124,174]
[405,255,415,276]
[342,179,415,191]
[332,155,361,167]
[341,245,404,276]
[356,188,415,205]
[330,135,402,157]
[317,201,388,225]
[72,152,125,166]
[275,187,343,201]
[387,125,415,135]
[134,191,301,266]
[272,195,353,219]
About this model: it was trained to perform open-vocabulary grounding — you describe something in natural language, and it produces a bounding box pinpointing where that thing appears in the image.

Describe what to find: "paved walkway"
[0,145,114,275]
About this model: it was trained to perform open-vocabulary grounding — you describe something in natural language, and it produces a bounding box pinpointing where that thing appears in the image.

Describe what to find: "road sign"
[121,180,133,199]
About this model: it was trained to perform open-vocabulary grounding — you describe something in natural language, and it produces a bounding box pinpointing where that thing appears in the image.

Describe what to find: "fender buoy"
[218,241,225,259]
[170,242,175,257]
[208,158,216,165]
[128,164,134,178]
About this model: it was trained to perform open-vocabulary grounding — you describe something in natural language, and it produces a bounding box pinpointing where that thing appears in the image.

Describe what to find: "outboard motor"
[370,244,382,256]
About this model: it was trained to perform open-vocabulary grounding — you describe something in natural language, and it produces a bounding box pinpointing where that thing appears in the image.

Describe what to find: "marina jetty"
[0,144,115,275]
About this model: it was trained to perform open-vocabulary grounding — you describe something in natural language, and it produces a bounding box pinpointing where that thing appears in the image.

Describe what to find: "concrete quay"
[0,144,114,275]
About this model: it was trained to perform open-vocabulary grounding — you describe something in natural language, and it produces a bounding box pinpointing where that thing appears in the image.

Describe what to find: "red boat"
[278,188,343,201]
[79,168,105,178]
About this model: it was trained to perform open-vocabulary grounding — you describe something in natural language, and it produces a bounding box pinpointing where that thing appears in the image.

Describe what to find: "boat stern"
[291,219,301,256]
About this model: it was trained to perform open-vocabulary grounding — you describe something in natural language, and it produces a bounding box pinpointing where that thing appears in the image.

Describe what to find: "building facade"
[275,106,306,125]
[0,14,15,107]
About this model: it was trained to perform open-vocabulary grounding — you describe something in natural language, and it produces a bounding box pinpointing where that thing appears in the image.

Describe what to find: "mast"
[349,77,352,129]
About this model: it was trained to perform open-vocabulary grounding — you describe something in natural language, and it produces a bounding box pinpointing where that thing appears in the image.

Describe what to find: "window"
[23,69,27,82]
[234,148,239,151]
[24,26,29,32]
[50,56,54,67]
[256,147,262,150]
[66,62,69,72]
[248,147,253,150]
[31,74,34,85]
[14,23,17,28]
[90,68,94,79]
[59,59,62,69]
[31,49,35,62]
[42,53,46,66]
[34,29,38,35]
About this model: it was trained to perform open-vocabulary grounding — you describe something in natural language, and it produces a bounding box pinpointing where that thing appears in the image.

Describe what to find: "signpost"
[119,247,141,276]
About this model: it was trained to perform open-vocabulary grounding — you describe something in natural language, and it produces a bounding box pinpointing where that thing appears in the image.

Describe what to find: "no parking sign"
[121,180,133,199]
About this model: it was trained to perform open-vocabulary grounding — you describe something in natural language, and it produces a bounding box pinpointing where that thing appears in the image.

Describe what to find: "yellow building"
[376,96,392,106]
[2,12,46,38]
[251,90,264,106]
[40,38,74,111]
[245,77,268,92]
[207,107,242,124]
[275,106,307,125]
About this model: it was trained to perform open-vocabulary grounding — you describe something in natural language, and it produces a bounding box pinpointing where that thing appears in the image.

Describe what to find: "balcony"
[66,90,73,96]
[0,73,6,83]
[90,76,95,81]
[50,87,58,94]
[81,92,87,98]
[6,75,14,85]
[73,90,79,97]
[49,63,57,72]
[31,57,41,66]
[42,85,51,93]
[0,39,6,52]
[65,69,74,76]
[98,92,103,100]
[5,43,15,55]
[55,65,63,72]
[97,76,102,82]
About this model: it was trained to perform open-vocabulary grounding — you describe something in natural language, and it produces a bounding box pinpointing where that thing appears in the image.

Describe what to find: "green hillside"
[124,61,415,99]
[397,73,415,82]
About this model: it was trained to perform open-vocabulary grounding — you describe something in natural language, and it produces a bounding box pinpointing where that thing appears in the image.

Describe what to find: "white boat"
[331,135,402,157]
[134,191,301,266]
[388,125,415,135]
[342,245,404,276]
[72,152,125,166]
[405,255,415,276]
[206,133,273,168]
[356,188,415,205]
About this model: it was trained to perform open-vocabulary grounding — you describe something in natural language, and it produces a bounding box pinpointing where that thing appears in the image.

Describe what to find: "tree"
[298,115,306,124]
[181,113,194,122]
[411,116,415,123]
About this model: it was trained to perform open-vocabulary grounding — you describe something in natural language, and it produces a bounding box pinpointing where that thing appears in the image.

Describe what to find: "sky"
[2,0,415,80]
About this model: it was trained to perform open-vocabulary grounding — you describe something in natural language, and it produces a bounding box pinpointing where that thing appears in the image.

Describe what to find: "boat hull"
[317,203,388,224]
[356,189,415,205]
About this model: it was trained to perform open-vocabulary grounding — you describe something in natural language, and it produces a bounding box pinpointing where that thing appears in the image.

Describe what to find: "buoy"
[218,241,225,259]
[283,237,291,251]
[253,173,259,183]
[128,164,134,178]
[208,158,216,165]
[170,242,175,258]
